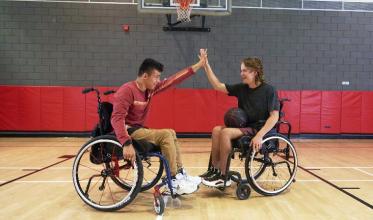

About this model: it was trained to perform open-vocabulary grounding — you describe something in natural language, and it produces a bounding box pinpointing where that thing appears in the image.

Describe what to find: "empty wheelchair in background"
[72,88,175,214]
[205,98,298,200]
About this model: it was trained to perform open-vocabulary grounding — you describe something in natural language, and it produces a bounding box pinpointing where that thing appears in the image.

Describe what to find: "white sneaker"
[164,178,198,195]
[177,168,202,185]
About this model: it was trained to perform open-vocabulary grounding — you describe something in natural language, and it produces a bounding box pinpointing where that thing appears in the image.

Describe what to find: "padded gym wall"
[1,86,373,134]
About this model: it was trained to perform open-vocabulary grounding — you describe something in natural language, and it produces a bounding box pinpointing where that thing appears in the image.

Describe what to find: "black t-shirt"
[225,82,280,129]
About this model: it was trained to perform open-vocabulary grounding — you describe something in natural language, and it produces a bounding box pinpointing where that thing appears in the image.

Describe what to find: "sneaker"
[177,168,202,185]
[164,178,198,195]
[202,168,221,181]
[202,174,232,188]
[199,168,215,178]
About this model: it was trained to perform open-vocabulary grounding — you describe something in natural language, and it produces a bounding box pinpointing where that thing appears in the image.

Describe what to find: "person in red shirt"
[111,49,206,195]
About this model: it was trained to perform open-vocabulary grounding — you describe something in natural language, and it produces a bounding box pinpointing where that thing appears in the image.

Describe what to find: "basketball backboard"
[138,0,232,16]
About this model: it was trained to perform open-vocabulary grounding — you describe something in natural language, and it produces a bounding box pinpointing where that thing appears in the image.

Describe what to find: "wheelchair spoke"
[84,174,101,195]
[106,178,116,204]
[98,178,107,205]
[79,163,103,173]
[145,166,159,175]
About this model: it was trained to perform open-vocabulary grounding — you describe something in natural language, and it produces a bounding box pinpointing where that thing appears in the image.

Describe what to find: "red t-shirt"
[111,67,195,145]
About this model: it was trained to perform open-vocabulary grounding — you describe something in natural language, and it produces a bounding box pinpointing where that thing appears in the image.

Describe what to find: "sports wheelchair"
[204,98,298,200]
[72,88,176,214]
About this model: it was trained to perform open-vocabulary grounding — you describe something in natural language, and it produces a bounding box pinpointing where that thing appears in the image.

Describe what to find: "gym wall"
[1,1,373,134]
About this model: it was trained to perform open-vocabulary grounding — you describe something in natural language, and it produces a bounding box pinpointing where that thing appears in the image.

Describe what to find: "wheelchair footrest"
[228,171,242,183]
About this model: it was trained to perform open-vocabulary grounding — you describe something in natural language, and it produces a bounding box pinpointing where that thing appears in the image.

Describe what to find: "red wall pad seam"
[300,91,321,133]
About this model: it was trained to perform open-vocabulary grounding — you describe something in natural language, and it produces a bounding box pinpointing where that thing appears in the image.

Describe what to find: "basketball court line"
[353,168,373,176]
[0,155,75,187]
[298,164,373,209]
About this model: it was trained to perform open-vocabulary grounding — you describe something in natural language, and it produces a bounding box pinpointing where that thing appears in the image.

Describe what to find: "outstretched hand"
[191,48,209,72]
[198,48,208,67]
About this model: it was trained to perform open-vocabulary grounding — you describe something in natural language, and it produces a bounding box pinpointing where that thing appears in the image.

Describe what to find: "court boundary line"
[299,165,373,210]
[354,168,373,176]
[0,155,75,187]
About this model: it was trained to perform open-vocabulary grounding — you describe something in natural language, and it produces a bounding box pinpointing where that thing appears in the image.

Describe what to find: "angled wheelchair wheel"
[153,194,165,215]
[72,135,143,211]
[245,134,298,196]
[117,155,164,192]
[140,155,164,191]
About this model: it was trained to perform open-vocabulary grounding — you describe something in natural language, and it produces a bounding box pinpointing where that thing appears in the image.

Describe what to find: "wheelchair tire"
[236,184,251,200]
[154,195,165,215]
[72,135,143,211]
[245,133,298,196]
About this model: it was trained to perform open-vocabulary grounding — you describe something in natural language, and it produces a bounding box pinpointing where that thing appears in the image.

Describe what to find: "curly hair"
[241,57,264,85]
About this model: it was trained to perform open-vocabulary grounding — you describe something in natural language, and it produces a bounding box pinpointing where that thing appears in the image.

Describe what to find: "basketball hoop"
[176,0,193,22]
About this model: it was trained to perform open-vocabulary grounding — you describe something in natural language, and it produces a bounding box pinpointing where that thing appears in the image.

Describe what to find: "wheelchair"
[204,98,298,200]
[72,88,176,214]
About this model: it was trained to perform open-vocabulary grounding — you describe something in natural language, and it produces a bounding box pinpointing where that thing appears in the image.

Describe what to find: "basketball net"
[176,0,193,22]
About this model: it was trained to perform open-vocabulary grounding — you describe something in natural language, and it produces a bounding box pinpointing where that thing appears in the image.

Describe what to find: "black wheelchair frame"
[204,98,298,200]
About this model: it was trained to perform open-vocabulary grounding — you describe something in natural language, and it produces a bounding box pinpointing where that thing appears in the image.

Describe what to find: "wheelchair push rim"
[245,134,298,196]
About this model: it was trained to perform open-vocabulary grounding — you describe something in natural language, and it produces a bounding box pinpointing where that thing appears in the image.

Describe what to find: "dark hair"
[138,58,164,77]
[241,57,264,84]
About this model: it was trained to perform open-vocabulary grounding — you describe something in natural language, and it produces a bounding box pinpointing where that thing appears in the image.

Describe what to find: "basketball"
[224,107,248,128]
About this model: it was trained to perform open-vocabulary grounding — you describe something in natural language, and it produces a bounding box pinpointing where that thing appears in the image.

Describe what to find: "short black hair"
[138,58,164,77]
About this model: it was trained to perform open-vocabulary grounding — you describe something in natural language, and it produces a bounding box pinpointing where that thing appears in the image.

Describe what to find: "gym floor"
[0,137,372,219]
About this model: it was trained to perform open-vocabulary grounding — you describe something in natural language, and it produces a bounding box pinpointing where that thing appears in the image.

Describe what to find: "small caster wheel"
[236,184,251,200]
[154,195,165,215]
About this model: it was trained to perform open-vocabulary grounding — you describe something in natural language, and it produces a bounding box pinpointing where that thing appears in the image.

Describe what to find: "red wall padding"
[18,87,41,131]
[145,89,175,129]
[40,87,64,131]
[361,92,373,134]
[300,91,321,133]
[1,86,373,134]
[0,86,20,130]
[320,91,341,134]
[173,89,217,132]
[341,91,362,133]
[63,87,86,131]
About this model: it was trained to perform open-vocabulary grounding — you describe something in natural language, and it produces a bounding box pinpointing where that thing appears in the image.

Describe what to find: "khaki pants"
[130,128,182,176]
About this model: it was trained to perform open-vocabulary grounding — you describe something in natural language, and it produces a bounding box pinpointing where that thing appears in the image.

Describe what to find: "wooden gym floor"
[0,137,372,219]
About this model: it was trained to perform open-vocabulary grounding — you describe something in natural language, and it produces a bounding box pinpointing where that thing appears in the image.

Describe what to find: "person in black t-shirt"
[200,50,280,188]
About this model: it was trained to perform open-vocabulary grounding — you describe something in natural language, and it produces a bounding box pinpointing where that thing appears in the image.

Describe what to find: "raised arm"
[201,50,228,93]
[151,50,206,96]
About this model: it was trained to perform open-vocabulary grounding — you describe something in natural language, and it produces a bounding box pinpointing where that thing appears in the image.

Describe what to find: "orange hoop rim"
[176,0,194,10]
